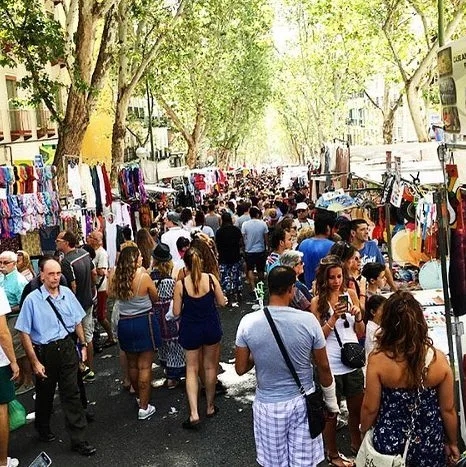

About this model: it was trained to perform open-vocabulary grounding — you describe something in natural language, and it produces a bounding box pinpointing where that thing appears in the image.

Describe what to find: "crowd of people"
[0,176,461,467]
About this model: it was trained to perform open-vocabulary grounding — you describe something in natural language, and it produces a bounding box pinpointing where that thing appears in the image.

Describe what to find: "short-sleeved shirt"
[235,214,251,230]
[298,237,334,287]
[359,240,385,267]
[61,248,95,309]
[235,305,325,403]
[94,246,109,292]
[216,224,243,264]
[205,213,221,234]
[0,287,12,366]
[0,269,28,314]
[16,285,86,345]
[242,219,268,253]
[161,227,191,262]
[265,252,281,274]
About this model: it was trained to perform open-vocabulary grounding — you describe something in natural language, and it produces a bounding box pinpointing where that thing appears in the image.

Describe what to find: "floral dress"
[373,386,446,467]
[151,271,186,380]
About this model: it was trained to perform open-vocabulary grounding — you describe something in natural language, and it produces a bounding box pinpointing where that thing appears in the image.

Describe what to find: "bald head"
[40,258,62,291]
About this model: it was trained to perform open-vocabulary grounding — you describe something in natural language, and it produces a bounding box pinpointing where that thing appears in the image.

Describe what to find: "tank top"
[181,274,218,323]
[117,268,153,316]
[325,292,359,375]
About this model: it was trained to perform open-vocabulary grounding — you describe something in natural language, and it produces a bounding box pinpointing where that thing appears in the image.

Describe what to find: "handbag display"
[333,325,365,369]
[264,307,326,439]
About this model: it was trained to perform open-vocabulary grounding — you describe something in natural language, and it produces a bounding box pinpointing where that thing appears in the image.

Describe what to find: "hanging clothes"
[80,164,96,209]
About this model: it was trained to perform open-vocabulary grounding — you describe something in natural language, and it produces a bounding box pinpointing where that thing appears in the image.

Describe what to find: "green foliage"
[149,0,274,162]
[0,0,65,116]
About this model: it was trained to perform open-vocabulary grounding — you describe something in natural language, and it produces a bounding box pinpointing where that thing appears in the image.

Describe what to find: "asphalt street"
[10,297,350,467]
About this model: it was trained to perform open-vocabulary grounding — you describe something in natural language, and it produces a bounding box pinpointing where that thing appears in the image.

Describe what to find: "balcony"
[8,109,32,141]
[36,108,56,138]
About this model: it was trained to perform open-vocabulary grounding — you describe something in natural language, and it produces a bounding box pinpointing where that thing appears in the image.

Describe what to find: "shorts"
[253,395,325,467]
[7,316,25,359]
[81,306,94,344]
[0,366,15,404]
[219,261,243,293]
[245,252,266,273]
[96,290,108,322]
[179,318,222,351]
[334,368,364,399]
[118,311,162,353]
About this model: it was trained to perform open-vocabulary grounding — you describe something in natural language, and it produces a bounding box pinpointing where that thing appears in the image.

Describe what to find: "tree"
[0,0,118,189]
[152,0,274,169]
[110,0,185,183]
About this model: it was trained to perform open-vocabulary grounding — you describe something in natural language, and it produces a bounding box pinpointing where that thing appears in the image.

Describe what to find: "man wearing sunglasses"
[0,251,31,396]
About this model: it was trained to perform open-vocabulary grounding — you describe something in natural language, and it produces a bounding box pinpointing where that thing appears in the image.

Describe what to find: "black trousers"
[34,336,87,444]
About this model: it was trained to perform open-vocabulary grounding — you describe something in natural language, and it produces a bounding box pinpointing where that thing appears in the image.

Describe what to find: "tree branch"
[158,95,193,146]
[92,0,115,18]
[364,90,383,113]
[406,0,430,49]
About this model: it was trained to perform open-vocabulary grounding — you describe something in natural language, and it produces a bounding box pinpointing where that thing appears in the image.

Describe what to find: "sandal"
[206,405,219,418]
[182,417,200,430]
[326,453,355,467]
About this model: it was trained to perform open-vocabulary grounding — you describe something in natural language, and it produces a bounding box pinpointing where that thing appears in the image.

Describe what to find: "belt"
[33,336,72,349]
[119,310,152,320]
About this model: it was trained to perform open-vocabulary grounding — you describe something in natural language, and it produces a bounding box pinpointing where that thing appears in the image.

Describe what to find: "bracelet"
[325,322,334,331]
[355,316,364,323]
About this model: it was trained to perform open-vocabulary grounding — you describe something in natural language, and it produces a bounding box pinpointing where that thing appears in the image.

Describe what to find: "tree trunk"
[110,90,131,186]
[186,141,199,169]
[53,88,90,194]
[406,84,429,142]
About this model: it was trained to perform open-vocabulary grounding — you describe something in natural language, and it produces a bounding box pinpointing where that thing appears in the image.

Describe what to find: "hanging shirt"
[67,163,81,200]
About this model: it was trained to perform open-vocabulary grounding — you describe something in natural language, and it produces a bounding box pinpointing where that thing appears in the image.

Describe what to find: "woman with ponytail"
[173,247,226,429]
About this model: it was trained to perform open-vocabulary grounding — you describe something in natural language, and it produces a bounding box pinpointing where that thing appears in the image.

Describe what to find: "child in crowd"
[361,262,386,298]
[364,294,387,359]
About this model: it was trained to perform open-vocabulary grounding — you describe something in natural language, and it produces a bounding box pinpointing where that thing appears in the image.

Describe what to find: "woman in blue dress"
[360,291,459,466]
[173,247,226,429]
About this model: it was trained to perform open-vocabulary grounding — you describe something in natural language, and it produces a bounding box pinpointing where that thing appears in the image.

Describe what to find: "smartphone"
[28,452,52,467]
[338,294,349,319]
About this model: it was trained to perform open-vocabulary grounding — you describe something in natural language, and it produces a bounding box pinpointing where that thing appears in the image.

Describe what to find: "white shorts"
[82,306,94,344]
[253,395,324,467]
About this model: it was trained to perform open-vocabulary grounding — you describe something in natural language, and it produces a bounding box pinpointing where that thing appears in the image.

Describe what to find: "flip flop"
[326,453,355,467]
[182,417,201,430]
[206,406,219,418]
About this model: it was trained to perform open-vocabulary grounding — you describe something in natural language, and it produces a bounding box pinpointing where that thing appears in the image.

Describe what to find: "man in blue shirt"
[15,258,96,456]
[298,212,336,288]
[351,219,397,291]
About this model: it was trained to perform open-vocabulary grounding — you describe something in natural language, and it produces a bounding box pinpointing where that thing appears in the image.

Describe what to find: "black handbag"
[264,307,326,439]
[333,325,365,369]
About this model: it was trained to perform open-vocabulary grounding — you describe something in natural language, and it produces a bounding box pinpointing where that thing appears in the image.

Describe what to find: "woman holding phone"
[311,255,365,467]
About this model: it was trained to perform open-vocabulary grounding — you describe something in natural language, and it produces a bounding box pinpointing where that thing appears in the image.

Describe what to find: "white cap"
[296,202,308,211]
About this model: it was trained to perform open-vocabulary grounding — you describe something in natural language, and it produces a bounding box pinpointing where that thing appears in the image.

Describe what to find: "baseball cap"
[167,211,181,225]
[296,202,308,211]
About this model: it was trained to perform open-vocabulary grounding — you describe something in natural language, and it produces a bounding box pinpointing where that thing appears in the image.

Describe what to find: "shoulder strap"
[46,296,72,336]
[264,307,305,395]
[135,269,144,295]
[208,273,214,292]
[332,325,344,348]
[181,278,187,297]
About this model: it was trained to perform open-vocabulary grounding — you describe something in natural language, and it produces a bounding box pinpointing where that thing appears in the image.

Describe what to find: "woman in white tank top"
[310,256,365,467]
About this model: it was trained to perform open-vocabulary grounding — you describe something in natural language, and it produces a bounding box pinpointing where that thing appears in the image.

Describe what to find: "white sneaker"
[138,404,156,420]
[7,458,19,467]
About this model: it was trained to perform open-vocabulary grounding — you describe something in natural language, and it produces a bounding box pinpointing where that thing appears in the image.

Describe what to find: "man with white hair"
[0,251,31,395]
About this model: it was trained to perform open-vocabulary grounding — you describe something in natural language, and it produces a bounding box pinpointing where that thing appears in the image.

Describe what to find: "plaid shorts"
[253,395,325,467]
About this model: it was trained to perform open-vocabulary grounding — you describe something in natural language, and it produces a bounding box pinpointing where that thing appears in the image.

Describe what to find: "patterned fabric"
[219,261,243,294]
[152,271,185,380]
[20,230,42,256]
[373,387,446,467]
[253,395,324,467]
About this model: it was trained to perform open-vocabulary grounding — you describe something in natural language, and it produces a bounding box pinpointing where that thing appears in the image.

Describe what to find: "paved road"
[10,298,350,467]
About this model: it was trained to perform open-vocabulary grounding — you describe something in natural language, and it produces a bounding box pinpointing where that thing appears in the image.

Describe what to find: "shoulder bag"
[264,307,326,439]
[333,325,365,369]
[46,296,78,344]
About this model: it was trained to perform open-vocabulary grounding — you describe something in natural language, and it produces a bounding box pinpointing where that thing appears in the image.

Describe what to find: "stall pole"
[438,0,445,47]
[146,79,158,183]
[384,151,394,272]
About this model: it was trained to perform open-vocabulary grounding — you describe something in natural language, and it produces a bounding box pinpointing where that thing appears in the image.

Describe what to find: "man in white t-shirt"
[0,286,20,467]
[161,212,191,262]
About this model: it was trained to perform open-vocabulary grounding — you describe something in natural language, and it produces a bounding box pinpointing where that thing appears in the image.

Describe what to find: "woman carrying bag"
[359,291,459,466]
